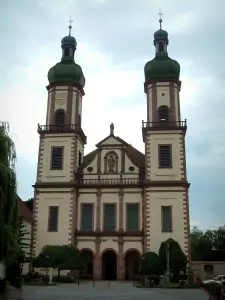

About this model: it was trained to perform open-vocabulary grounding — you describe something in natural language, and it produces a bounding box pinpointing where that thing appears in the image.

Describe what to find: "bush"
[23,272,40,282]
[141,252,163,275]
[146,275,160,285]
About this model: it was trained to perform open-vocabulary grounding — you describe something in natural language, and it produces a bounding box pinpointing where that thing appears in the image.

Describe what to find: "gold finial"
[68,17,73,36]
[158,9,163,29]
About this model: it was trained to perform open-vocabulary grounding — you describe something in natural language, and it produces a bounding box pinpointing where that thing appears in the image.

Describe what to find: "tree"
[141,252,163,275]
[33,245,84,279]
[158,238,181,268]
[190,226,225,261]
[158,238,187,280]
[0,122,20,269]
[190,226,212,260]
[169,249,187,281]
[18,217,32,264]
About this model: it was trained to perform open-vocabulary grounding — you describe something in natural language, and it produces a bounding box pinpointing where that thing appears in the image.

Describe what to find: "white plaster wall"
[35,193,71,255]
[46,92,52,125]
[123,240,142,254]
[145,132,184,181]
[77,238,95,253]
[40,136,73,182]
[83,154,98,174]
[149,190,186,254]
[124,153,139,175]
[156,86,170,108]
[101,137,123,145]
[100,237,118,254]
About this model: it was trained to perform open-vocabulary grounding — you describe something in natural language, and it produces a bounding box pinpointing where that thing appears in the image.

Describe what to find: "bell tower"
[142,14,191,262]
[32,21,86,257]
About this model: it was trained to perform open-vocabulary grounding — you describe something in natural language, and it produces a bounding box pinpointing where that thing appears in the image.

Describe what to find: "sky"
[0,0,225,231]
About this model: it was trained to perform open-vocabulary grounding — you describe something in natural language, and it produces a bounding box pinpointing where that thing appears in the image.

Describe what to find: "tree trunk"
[57,269,61,281]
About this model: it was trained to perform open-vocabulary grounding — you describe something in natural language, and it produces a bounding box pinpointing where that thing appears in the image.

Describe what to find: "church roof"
[17,196,32,222]
[83,135,145,172]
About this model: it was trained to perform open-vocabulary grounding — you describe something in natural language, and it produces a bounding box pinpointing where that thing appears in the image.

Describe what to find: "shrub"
[146,275,160,285]
[141,252,163,275]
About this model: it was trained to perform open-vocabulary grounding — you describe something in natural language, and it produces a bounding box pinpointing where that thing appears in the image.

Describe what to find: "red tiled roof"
[17,196,32,222]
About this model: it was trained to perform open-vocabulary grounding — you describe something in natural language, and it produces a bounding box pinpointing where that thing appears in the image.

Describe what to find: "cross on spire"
[158,9,163,29]
[68,17,73,36]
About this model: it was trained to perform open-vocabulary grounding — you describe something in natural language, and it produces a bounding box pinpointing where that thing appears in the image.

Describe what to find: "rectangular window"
[159,145,172,168]
[48,206,59,232]
[126,204,139,231]
[104,204,116,231]
[161,206,172,232]
[51,147,63,170]
[81,204,93,231]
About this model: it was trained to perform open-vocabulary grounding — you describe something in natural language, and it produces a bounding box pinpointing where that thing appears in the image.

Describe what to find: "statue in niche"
[108,155,116,172]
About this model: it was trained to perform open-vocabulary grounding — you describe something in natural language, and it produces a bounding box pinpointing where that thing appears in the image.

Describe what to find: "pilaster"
[95,188,102,231]
[117,237,125,279]
[93,237,101,279]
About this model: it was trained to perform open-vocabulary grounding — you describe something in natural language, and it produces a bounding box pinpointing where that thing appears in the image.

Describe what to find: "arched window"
[54,109,66,126]
[158,105,169,122]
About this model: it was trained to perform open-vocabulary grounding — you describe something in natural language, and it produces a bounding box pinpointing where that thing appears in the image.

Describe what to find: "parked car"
[202,275,225,286]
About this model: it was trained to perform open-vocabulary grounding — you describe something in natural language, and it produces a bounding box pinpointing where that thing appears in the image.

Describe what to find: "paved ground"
[22,281,209,300]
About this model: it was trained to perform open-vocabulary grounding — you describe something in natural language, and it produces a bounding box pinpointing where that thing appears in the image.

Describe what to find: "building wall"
[144,79,190,261]
[148,187,188,256]
[145,81,180,123]
[33,189,74,256]
[145,132,185,181]
[191,261,225,280]
[22,220,32,274]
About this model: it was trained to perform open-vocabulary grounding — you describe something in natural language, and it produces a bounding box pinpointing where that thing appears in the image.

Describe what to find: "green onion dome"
[47,32,85,88]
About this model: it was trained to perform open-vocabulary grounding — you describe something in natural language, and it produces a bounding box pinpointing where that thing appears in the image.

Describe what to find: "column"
[117,236,125,279]
[95,188,101,232]
[93,237,101,279]
[142,188,147,253]
[118,188,124,232]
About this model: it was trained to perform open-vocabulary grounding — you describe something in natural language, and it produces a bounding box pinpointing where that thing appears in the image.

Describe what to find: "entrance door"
[102,250,117,280]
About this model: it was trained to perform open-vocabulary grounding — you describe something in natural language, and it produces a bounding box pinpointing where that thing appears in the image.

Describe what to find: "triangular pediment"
[96,135,129,147]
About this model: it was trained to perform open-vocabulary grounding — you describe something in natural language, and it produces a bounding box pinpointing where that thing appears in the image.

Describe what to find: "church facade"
[32,18,191,280]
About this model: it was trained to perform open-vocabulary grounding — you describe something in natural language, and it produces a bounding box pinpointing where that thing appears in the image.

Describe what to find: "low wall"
[191,261,225,280]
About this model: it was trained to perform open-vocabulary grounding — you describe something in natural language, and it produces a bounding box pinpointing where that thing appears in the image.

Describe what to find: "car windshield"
[214,275,220,280]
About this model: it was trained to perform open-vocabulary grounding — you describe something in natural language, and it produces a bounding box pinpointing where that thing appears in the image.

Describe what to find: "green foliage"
[191,225,225,260]
[0,122,20,267]
[169,249,187,280]
[18,217,32,264]
[158,238,182,267]
[33,245,84,271]
[158,238,187,281]
[141,252,163,275]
